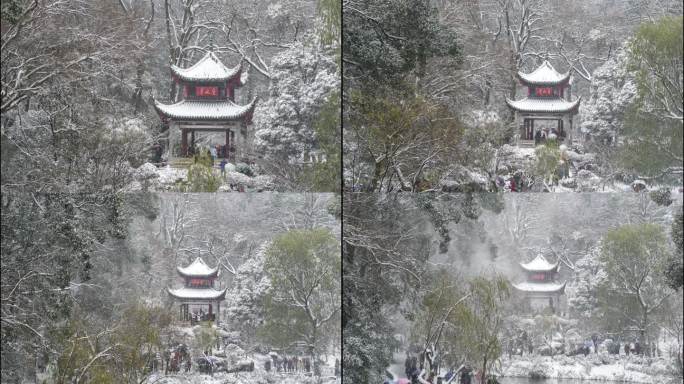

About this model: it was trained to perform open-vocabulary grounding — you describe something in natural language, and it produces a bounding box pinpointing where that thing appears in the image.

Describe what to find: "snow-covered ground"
[157,165,188,185]
[387,351,408,380]
[498,354,678,383]
[144,371,339,384]
[136,163,275,192]
[141,350,339,384]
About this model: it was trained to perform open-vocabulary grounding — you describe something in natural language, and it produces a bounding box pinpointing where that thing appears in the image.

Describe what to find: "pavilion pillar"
[190,131,195,153]
[225,129,230,159]
[530,119,535,140]
[230,130,236,161]
[181,129,188,157]
[521,119,526,140]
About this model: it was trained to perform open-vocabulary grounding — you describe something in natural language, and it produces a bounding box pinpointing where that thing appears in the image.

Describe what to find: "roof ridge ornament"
[208,35,216,52]
[519,253,560,272]
[169,50,243,83]
[176,256,219,277]
[517,60,571,85]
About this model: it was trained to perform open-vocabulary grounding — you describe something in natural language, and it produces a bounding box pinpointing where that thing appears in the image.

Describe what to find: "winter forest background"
[3,0,684,383]
[2,0,341,193]
[343,192,683,383]
[342,2,683,379]
[2,192,341,383]
[1,0,341,383]
[343,0,682,192]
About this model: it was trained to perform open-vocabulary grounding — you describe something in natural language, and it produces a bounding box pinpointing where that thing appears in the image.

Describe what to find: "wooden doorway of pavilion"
[178,122,237,163]
[520,117,566,147]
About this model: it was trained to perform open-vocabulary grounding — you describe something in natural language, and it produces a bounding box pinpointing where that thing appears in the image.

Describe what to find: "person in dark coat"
[591,334,599,354]
[444,368,455,381]
[635,342,641,355]
[461,366,472,384]
[510,178,517,192]
[534,130,542,146]
[513,173,522,192]
[624,343,630,355]
[410,367,421,384]
[219,158,227,178]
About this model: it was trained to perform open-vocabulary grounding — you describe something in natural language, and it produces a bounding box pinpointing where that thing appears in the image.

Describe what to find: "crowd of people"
[189,309,215,325]
[494,171,528,192]
[188,144,230,161]
[390,352,499,384]
[533,127,566,146]
[267,354,313,373]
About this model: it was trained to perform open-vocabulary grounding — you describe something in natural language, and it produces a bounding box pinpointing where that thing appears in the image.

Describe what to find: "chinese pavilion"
[154,49,258,161]
[506,60,581,147]
[512,253,566,313]
[168,257,227,323]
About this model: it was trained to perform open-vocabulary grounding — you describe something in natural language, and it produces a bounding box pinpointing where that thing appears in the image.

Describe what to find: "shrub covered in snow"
[226,171,254,187]
[157,165,188,185]
[236,162,254,177]
[439,166,490,192]
[576,170,602,192]
[580,45,638,142]
[254,39,339,160]
[136,162,159,181]
[499,354,675,383]
[649,187,673,206]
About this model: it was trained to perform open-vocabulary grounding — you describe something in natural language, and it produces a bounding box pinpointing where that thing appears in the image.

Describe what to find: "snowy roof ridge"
[171,51,242,82]
[154,97,258,121]
[506,96,581,114]
[512,281,567,293]
[517,60,571,85]
[519,253,559,272]
[177,256,219,277]
[167,286,227,300]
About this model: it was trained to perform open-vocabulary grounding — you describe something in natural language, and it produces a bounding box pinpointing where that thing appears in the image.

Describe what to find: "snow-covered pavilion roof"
[177,257,219,278]
[519,254,559,272]
[517,60,571,85]
[154,98,258,122]
[171,51,242,83]
[512,281,566,294]
[506,96,581,114]
[167,286,227,300]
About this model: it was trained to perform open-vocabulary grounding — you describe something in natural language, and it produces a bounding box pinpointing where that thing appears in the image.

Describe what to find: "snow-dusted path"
[498,354,677,383]
[387,352,408,380]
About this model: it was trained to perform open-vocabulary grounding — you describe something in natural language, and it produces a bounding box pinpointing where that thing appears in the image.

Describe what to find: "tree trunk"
[641,309,648,353]
[371,158,386,192]
[311,325,320,377]
[481,357,487,384]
